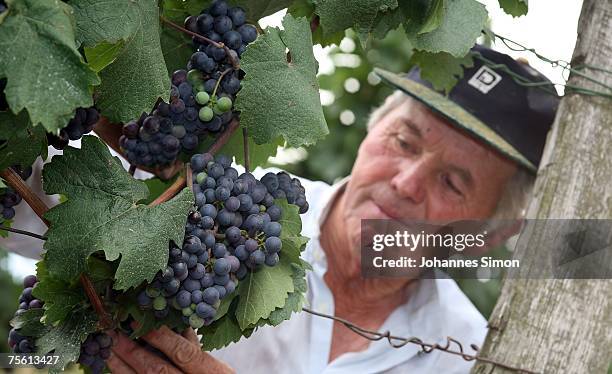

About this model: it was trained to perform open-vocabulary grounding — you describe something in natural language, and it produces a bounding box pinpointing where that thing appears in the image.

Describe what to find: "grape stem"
[0,167,113,330]
[0,168,50,226]
[211,67,233,99]
[0,225,48,240]
[148,118,241,207]
[242,127,250,173]
[159,16,240,69]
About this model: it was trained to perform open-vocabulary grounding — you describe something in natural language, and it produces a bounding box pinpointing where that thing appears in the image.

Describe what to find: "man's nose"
[390,157,433,204]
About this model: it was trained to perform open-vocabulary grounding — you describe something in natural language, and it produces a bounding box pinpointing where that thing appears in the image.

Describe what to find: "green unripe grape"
[196,172,207,184]
[187,69,203,85]
[182,307,194,317]
[171,297,182,310]
[146,286,161,298]
[191,303,197,310]
[212,104,224,116]
[196,91,210,105]
[217,96,232,112]
[199,106,214,122]
[260,205,266,212]
[153,296,167,311]
[189,314,205,329]
[195,83,206,93]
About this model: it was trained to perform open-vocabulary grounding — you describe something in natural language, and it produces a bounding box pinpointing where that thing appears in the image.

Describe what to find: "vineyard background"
[0,0,587,372]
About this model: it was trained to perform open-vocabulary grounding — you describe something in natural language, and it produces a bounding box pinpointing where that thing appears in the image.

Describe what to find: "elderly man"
[12,45,559,373]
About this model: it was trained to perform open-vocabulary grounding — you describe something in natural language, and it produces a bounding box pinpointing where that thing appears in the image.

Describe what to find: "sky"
[4,0,584,280]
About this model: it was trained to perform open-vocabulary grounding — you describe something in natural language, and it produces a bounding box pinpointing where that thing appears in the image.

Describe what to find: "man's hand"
[107,326,234,373]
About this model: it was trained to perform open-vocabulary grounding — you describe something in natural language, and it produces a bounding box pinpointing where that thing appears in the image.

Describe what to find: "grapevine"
[0,0,505,372]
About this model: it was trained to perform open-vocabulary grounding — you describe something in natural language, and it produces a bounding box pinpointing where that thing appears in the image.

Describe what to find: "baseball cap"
[374,44,560,173]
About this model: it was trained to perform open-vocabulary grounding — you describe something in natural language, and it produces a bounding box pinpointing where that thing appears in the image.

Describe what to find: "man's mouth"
[371,199,402,220]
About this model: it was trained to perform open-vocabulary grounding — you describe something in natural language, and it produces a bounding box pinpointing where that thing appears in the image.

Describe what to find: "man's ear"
[464,219,525,256]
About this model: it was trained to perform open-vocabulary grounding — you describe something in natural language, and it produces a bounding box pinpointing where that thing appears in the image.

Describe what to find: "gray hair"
[365,90,535,219]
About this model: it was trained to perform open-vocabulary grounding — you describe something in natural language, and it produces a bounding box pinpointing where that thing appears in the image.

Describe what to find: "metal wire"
[302,307,540,374]
[480,31,612,99]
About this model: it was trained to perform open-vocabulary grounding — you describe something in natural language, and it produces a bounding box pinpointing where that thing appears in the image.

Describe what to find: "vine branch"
[0,167,112,330]
[0,168,50,226]
[149,118,241,207]
[160,16,240,69]
[0,225,47,240]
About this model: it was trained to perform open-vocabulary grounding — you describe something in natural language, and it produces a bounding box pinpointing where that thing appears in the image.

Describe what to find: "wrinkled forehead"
[385,96,504,159]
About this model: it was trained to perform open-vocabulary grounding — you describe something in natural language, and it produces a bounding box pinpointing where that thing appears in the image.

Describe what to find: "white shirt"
[211,169,488,374]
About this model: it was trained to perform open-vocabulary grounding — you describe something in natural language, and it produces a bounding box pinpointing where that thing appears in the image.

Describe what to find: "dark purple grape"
[227,7,246,27]
[197,13,214,32]
[238,24,257,44]
[223,30,242,49]
[172,69,188,86]
[185,15,199,32]
[209,1,229,16]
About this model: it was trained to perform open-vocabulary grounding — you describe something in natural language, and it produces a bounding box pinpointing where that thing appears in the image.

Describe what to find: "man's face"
[341,97,518,249]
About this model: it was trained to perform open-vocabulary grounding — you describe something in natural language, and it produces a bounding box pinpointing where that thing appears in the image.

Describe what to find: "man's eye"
[395,135,415,153]
[442,174,462,196]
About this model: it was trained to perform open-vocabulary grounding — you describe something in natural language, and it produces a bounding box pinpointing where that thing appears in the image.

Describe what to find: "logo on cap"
[468,66,502,94]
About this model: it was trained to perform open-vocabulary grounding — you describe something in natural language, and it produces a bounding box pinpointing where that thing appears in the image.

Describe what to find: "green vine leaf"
[10,308,46,337]
[42,136,193,290]
[33,278,84,325]
[233,0,295,21]
[498,0,528,17]
[37,309,98,374]
[88,0,170,123]
[0,0,99,132]
[406,0,487,57]
[409,50,474,94]
[266,262,307,326]
[236,13,329,148]
[0,111,47,170]
[313,0,398,47]
[84,40,126,73]
[217,127,282,169]
[200,311,253,351]
[234,254,295,330]
[72,0,141,47]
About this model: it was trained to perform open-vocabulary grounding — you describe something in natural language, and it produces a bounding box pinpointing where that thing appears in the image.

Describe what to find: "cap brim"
[374,67,536,173]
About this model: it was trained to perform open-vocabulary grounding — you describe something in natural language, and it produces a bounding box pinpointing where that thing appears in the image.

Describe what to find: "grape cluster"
[77,332,112,374]
[47,107,100,150]
[1,187,21,221]
[120,110,186,167]
[0,165,32,222]
[119,0,258,169]
[137,153,308,329]
[181,0,257,130]
[7,275,44,354]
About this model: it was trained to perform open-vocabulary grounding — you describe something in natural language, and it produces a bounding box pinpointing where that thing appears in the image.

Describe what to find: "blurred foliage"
[269,26,501,319]
[0,248,23,353]
[273,27,414,184]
